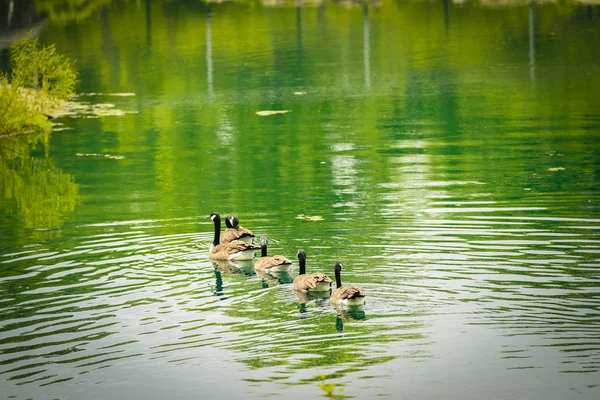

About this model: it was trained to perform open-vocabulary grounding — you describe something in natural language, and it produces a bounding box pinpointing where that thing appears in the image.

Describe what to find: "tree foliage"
[0,36,77,136]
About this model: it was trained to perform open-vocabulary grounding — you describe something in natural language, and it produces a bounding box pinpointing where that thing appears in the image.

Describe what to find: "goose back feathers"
[254,236,292,273]
[221,215,255,244]
[330,261,366,307]
[292,250,332,292]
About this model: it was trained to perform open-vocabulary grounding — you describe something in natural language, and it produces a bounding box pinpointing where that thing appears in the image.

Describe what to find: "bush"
[0,36,77,136]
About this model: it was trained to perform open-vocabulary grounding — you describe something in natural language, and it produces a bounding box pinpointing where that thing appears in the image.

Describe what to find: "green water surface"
[1,1,599,399]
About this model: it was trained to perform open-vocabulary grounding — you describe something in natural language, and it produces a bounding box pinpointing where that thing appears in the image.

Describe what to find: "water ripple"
[0,211,599,393]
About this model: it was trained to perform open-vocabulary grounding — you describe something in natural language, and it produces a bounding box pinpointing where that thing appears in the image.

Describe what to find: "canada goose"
[330,262,366,307]
[254,236,292,274]
[208,212,259,261]
[292,250,333,292]
[221,215,255,244]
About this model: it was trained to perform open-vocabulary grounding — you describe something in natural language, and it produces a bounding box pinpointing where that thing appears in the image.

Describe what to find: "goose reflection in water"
[256,269,293,288]
[294,288,331,305]
[335,308,367,333]
[212,259,255,276]
[295,290,333,319]
[211,259,255,297]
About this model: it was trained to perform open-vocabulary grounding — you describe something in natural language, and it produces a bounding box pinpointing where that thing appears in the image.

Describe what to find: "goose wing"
[255,255,292,272]
[293,273,332,291]
[221,228,254,244]
[212,241,258,256]
[331,285,365,302]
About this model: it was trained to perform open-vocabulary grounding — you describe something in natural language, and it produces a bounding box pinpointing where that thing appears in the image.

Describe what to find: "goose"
[208,212,259,261]
[292,250,333,292]
[254,236,292,274]
[221,215,255,244]
[330,261,366,307]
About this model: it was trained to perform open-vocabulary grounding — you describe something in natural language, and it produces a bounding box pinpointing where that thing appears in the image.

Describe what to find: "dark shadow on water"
[0,0,46,49]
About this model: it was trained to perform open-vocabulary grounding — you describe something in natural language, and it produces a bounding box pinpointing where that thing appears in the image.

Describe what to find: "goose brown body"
[221,215,255,244]
[254,236,292,273]
[208,212,259,261]
[330,261,366,307]
[209,241,258,260]
[292,250,332,292]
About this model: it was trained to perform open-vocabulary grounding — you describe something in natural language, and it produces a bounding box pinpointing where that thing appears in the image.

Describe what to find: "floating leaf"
[296,214,324,221]
[255,110,291,116]
[317,374,344,398]
[318,383,337,396]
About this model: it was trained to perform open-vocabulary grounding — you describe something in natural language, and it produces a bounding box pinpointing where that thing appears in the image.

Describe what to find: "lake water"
[1,1,599,399]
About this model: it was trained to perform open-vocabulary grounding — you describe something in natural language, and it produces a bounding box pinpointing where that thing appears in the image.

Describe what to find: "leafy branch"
[0,35,77,136]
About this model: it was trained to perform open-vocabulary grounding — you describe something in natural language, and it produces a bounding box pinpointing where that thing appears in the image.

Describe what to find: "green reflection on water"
[28,0,596,227]
[0,130,79,243]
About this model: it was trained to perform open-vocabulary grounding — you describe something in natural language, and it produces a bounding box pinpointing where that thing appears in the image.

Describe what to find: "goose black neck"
[334,263,342,288]
[212,215,221,246]
[260,238,268,257]
[298,255,306,275]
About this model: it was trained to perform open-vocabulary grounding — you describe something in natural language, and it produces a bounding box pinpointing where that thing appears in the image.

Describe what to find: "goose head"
[225,215,235,229]
[231,215,241,229]
[208,212,221,223]
[260,236,268,257]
